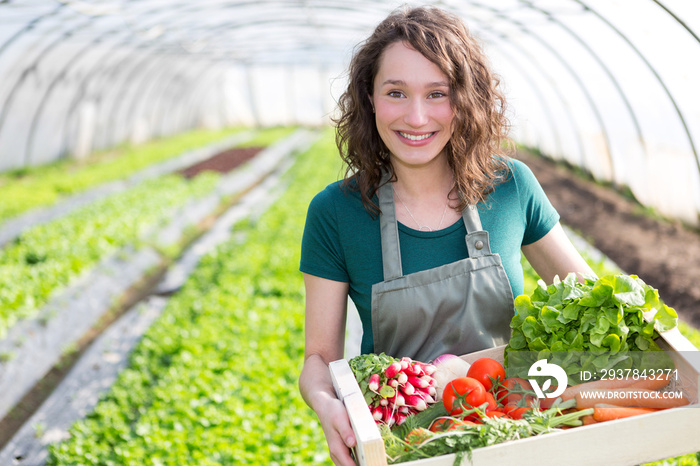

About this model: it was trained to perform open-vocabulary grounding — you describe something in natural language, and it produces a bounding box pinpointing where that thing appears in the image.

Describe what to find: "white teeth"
[399,132,434,141]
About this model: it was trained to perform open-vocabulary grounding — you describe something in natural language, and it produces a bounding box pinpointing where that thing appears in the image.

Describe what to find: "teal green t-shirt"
[300,159,559,355]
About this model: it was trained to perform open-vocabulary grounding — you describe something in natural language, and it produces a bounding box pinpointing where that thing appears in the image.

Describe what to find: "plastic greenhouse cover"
[0,0,699,224]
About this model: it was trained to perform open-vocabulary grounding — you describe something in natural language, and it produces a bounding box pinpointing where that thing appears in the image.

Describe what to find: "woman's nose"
[403,99,429,127]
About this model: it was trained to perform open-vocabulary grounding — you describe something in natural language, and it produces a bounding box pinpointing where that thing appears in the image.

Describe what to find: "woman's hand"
[300,354,358,466]
[316,393,357,465]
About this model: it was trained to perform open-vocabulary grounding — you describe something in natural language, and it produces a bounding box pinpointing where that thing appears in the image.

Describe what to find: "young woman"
[299,6,593,464]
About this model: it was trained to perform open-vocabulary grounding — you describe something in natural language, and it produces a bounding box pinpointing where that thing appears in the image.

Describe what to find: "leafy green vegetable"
[505,273,678,383]
[349,353,398,404]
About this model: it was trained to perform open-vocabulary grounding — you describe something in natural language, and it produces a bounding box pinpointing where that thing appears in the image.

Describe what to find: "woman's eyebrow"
[380,79,449,88]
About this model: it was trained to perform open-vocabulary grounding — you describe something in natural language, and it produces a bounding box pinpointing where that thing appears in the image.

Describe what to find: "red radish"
[419,363,437,376]
[382,406,396,426]
[368,373,380,392]
[408,375,430,389]
[385,362,402,378]
[396,372,408,384]
[415,390,435,404]
[405,363,422,376]
[404,394,428,411]
[349,354,439,428]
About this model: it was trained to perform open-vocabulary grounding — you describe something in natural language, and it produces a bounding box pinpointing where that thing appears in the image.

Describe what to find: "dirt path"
[517,150,700,329]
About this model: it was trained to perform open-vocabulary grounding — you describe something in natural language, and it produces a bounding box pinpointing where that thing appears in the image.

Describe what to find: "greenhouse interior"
[0,1,699,465]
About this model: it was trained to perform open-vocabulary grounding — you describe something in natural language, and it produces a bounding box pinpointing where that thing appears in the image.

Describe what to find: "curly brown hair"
[334,5,513,215]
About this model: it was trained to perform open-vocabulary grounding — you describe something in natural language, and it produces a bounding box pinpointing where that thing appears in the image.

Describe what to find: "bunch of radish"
[350,354,438,427]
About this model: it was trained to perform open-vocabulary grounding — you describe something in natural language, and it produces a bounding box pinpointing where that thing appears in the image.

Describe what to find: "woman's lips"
[396,131,436,142]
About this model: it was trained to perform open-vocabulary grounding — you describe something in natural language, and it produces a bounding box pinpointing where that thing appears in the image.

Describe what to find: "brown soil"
[177,146,263,178]
[517,149,700,329]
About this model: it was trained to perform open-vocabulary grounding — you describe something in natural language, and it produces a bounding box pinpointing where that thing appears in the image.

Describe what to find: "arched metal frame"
[0,0,699,223]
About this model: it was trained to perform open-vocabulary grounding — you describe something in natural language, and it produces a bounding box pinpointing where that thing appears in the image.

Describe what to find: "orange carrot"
[575,388,689,410]
[627,375,671,390]
[539,378,638,409]
[592,404,658,422]
[540,374,672,409]
[560,378,639,400]
[581,414,598,425]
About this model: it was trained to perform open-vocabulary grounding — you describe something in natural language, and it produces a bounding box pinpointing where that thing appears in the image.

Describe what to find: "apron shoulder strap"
[463,205,492,258]
[378,175,403,281]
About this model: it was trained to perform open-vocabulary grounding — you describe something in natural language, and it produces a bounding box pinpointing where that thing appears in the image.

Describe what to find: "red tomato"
[442,377,487,417]
[483,391,498,412]
[467,358,506,391]
[447,419,478,430]
[429,418,476,433]
[484,410,508,419]
[429,418,454,433]
[504,403,531,420]
[495,377,533,406]
[405,428,432,444]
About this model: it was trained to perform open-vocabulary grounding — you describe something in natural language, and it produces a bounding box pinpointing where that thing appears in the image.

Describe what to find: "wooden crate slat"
[329,359,388,466]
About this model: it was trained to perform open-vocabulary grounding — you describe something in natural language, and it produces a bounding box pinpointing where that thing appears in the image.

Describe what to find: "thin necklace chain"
[393,186,449,232]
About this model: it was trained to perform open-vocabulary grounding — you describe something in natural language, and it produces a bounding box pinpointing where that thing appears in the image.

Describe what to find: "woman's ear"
[369,96,375,113]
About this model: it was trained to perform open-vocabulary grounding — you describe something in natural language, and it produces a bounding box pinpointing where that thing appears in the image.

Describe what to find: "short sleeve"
[511,159,560,245]
[300,184,349,282]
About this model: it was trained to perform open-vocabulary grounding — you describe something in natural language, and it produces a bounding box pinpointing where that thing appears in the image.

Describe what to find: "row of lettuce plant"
[45,129,699,465]
[47,129,339,466]
[0,127,249,226]
[0,127,296,338]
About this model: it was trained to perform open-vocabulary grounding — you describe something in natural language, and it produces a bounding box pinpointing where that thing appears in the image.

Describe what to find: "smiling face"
[372,41,455,170]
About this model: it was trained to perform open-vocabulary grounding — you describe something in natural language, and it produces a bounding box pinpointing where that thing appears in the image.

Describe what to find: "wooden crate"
[329,327,700,466]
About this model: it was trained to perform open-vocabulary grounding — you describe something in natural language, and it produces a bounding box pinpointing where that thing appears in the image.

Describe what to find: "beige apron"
[371,178,514,363]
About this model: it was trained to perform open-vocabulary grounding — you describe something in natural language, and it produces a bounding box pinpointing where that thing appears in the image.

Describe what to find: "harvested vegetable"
[467,357,505,391]
[442,377,486,418]
[430,354,471,399]
[505,272,679,383]
[349,353,438,427]
[383,399,593,464]
[495,377,534,406]
[592,404,658,422]
[542,372,672,408]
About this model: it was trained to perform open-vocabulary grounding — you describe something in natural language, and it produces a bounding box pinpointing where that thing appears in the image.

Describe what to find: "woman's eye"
[429,91,447,99]
[387,90,404,98]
